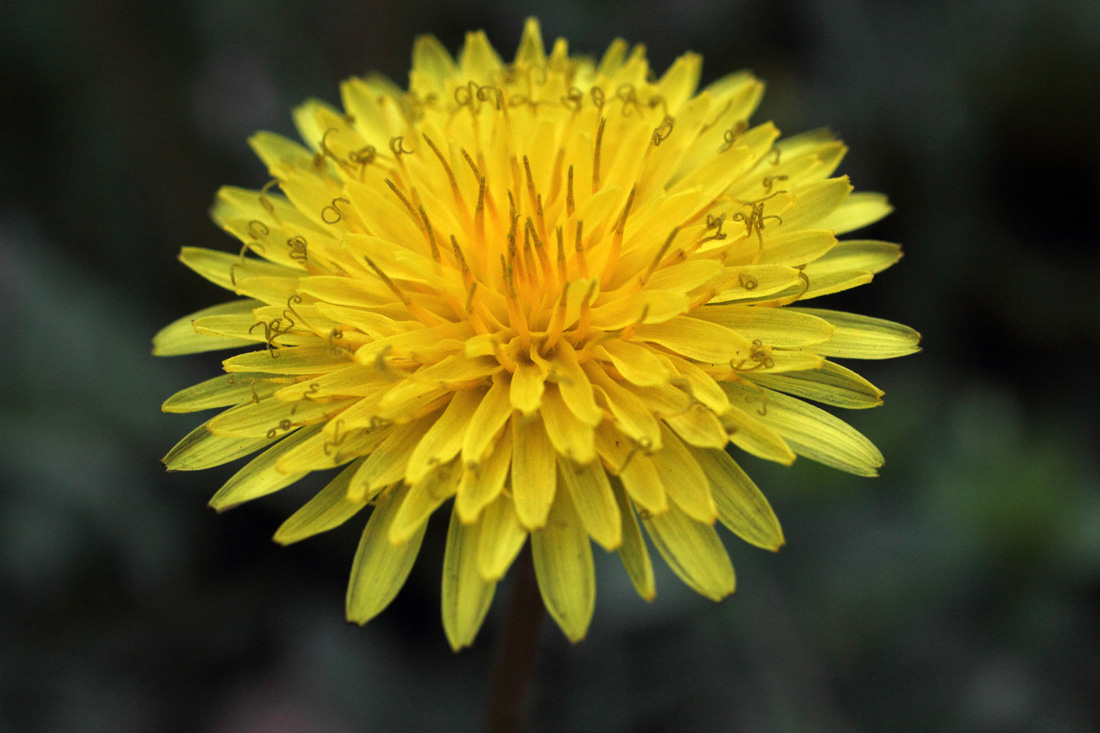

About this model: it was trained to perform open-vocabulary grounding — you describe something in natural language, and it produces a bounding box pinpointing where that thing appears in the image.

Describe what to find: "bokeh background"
[2,0,1099,730]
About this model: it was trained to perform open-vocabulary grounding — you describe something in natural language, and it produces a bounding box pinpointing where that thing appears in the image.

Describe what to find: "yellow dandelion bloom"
[156,19,919,649]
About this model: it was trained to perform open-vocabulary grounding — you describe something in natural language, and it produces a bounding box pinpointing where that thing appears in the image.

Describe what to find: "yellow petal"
[477,494,528,581]
[206,395,353,438]
[347,415,434,501]
[815,192,892,234]
[442,506,496,651]
[272,365,388,401]
[456,427,513,523]
[690,448,784,551]
[411,34,457,97]
[651,425,717,523]
[461,374,514,466]
[696,304,834,348]
[207,426,321,511]
[663,355,730,415]
[633,317,753,363]
[509,358,547,415]
[789,307,921,359]
[274,460,368,545]
[664,405,729,449]
[721,399,797,465]
[550,342,602,427]
[514,17,547,67]
[346,485,427,625]
[246,133,312,172]
[408,354,503,386]
[291,97,344,152]
[390,459,461,545]
[596,425,668,516]
[796,269,874,299]
[532,487,595,643]
[406,388,483,484]
[643,501,735,601]
[589,289,689,330]
[655,52,702,111]
[459,30,503,80]
[297,275,393,308]
[178,247,297,292]
[757,229,837,267]
[597,339,671,387]
[724,382,883,476]
[162,373,276,413]
[354,322,475,365]
[163,423,274,472]
[223,347,350,375]
[274,422,389,474]
[540,385,596,464]
[776,177,853,231]
[585,362,662,449]
[711,265,803,302]
[749,361,884,409]
[559,456,621,550]
[511,415,557,530]
[153,300,260,356]
[808,240,902,275]
[611,479,655,601]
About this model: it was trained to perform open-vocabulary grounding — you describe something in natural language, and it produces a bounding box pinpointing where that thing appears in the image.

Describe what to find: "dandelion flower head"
[156,19,920,649]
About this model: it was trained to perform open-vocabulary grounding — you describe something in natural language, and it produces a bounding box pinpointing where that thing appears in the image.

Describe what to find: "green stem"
[486,545,543,733]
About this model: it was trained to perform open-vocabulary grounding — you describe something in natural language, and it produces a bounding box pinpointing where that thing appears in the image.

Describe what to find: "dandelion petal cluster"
[156,19,919,649]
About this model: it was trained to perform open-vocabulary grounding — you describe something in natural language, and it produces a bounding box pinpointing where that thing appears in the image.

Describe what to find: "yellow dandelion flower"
[156,18,919,650]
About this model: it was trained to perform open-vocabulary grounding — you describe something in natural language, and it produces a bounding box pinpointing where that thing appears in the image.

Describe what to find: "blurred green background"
[2,0,1098,731]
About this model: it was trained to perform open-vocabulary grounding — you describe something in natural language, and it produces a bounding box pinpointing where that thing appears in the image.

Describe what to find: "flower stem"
[486,544,543,733]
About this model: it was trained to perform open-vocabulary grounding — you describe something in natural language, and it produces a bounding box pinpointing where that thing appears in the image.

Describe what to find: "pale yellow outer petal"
[585,362,662,450]
[153,300,259,356]
[756,230,838,267]
[389,460,462,545]
[346,485,427,625]
[789,308,921,359]
[461,373,514,466]
[643,502,735,602]
[406,388,483,484]
[749,361,884,410]
[664,405,729,449]
[815,192,892,234]
[162,373,277,413]
[274,460,368,545]
[477,494,528,581]
[697,305,834,348]
[651,425,718,523]
[802,240,902,276]
[558,457,622,551]
[441,506,497,651]
[347,415,435,501]
[690,448,785,551]
[531,486,595,643]
[510,359,547,415]
[611,480,656,601]
[633,317,752,363]
[539,385,597,464]
[724,383,884,476]
[511,415,557,529]
[551,342,603,427]
[206,395,353,439]
[208,426,320,511]
[595,422,668,515]
[163,423,276,472]
[776,177,853,231]
[456,427,513,523]
[721,401,797,465]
